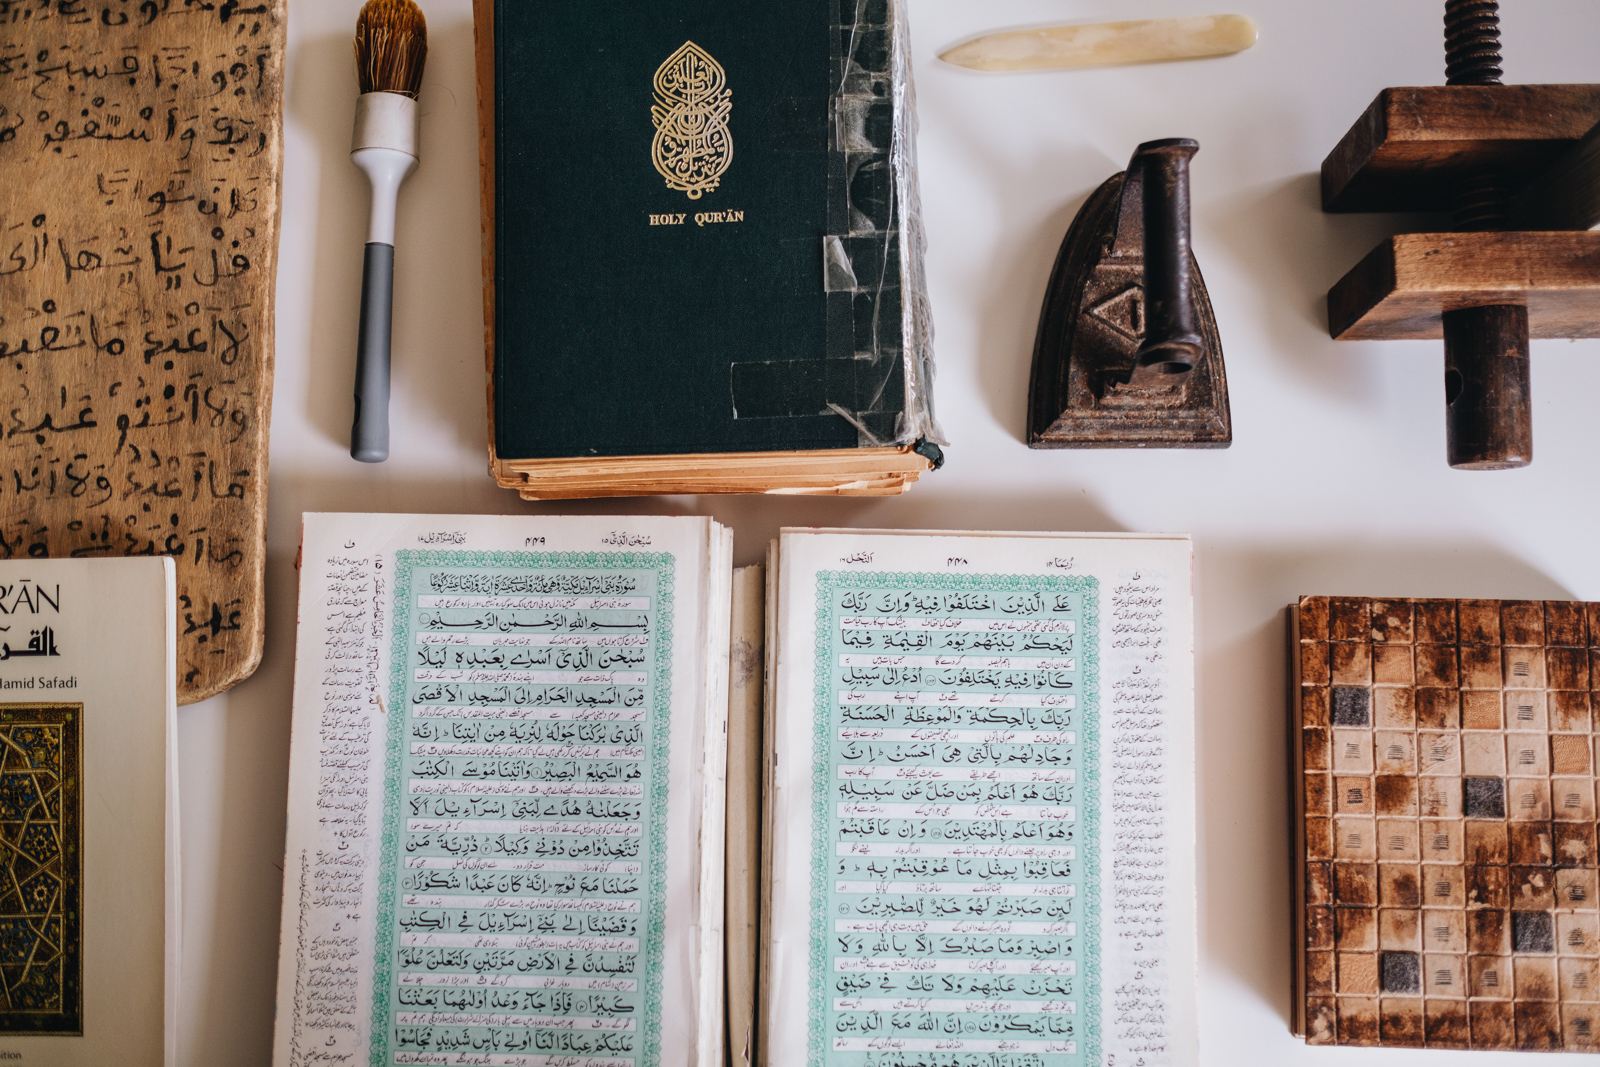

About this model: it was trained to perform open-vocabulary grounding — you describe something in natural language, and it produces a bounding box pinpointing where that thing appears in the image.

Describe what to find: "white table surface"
[179,0,1600,1061]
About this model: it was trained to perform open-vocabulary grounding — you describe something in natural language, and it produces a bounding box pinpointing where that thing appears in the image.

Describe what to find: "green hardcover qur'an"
[475,0,942,499]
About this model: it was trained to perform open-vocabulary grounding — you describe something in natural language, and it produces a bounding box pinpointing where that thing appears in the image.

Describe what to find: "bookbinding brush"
[350,0,427,463]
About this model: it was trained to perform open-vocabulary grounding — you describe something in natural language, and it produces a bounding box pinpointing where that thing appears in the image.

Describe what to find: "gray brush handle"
[351,241,393,462]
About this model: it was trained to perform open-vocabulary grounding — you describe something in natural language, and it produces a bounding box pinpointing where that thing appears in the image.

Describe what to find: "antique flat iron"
[1027,138,1231,447]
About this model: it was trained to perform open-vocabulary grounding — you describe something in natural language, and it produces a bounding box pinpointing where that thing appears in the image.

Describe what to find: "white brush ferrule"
[352,90,419,156]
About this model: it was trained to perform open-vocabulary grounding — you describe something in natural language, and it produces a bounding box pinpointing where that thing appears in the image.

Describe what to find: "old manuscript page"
[763,530,1197,1067]
[274,514,731,1067]
[0,0,284,701]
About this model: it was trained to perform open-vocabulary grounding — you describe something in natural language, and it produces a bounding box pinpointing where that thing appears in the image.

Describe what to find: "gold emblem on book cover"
[0,704,81,1034]
[651,41,732,200]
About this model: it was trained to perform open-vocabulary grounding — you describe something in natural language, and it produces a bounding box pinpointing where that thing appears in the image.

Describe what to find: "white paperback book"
[760,530,1197,1067]
[0,558,179,1066]
[273,514,733,1067]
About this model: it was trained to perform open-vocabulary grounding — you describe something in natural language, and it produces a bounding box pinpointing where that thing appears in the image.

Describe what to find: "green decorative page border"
[806,570,1101,1066]
[368,550,677,1067]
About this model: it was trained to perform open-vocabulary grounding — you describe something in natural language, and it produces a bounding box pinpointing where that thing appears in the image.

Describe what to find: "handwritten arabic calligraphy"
[371,554,675,1065]
[0,0,283,702]
[650,41,731,200]
[812,574,1101,1066]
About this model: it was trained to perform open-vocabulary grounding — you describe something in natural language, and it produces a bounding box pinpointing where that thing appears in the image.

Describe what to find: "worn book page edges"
[731,0,939,449]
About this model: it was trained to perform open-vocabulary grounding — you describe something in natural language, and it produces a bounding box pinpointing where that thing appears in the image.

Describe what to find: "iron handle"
[1130,138,1204,384]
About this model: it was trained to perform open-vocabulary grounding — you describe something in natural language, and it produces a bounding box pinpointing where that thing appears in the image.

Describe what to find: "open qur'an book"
[273,514,733,1067]
[0,558,180,1066]
[760,530,1198,1067]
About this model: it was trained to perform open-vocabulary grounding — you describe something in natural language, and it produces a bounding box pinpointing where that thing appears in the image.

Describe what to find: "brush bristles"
[356,0,428,98]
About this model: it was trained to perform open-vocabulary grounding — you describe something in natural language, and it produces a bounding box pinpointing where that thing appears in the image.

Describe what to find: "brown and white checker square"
[1297,598,1600,1050]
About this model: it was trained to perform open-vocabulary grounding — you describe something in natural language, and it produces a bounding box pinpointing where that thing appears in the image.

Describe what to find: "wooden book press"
[1028,139,1232,448]
[1324,0,1600,469]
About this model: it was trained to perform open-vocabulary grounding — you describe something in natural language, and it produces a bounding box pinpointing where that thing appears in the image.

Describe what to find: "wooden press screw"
[1441,0,1531,469]
[1130,138,1204,381]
